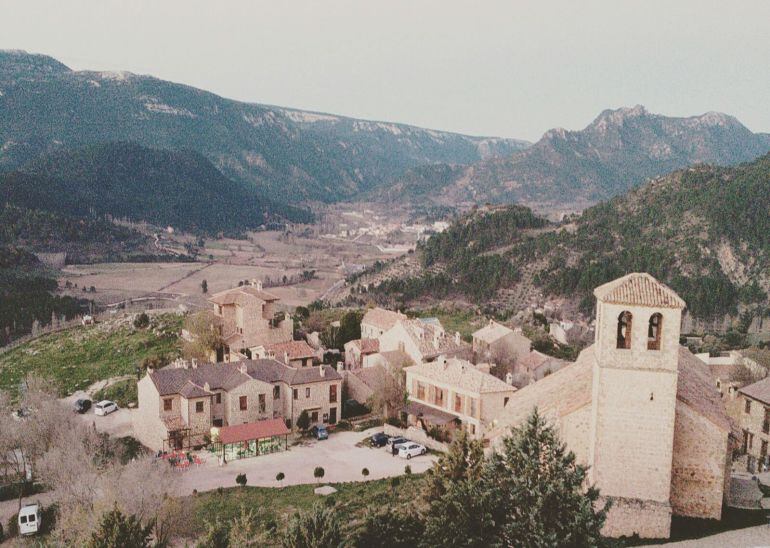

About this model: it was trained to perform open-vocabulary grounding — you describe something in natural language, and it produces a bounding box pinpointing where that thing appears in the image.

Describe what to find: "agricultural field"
[0,314,182,396]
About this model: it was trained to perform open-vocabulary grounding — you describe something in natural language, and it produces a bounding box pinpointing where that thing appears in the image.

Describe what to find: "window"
[764,407,770,434]
[215,393,221,404]
[647,313,662,350]
[762,440,768,458]
[305,387,311,398]
[504,397,510,406]
[293,389,298,400]
[258,394,266,413]
[311,411,319,422]
[746,399,752,414]
[434,387,445,408]
[239,395,248,411]
[195,401,204,413]
[469,398,477,418]
[273,385,280,399]
[163,398,172,411]
[454,394,462,413]
[330,384,337,403]
[469,424,476,435]
[417,382,426,400]
[616,311,633,349]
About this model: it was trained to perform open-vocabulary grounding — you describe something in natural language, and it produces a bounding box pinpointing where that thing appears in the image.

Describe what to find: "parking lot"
[173,427,438,496]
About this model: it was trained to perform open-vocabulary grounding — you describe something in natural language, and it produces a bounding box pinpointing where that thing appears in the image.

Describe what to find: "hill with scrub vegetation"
[352,153,770,325]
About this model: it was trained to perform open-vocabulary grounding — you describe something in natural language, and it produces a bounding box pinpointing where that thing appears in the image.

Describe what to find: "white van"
[18,503,41,535]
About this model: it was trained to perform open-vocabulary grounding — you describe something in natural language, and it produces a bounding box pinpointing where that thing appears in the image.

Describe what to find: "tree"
[182,310,224,361]
[236,473,247,488]
[296,410,311,431]
[361,468,369,479]
[281,505,342,548]
[276,472,285,487]
[133,313,150,329]
[353,506,424,548]
[201,279,208,294]
[485,409,608,547]
[404,464,411,476]
[366,358,410,418]
[423,429,484,503]
[313,466,325,484]
[87,505,153,548]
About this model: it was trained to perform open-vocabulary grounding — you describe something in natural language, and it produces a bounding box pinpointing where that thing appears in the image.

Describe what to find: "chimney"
[251,279,263,291]
[204,382,210,392]
[284,352,290,365]
[319,364,326,377]
[454,331,461,344]
[336,361,344,372]
[239,363,248,375]
[505,372,514,385]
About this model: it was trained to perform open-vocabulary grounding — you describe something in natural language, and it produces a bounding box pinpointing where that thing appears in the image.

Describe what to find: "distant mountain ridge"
[376,105,770,215]
[0,50,529,203]
[0,142,311,235]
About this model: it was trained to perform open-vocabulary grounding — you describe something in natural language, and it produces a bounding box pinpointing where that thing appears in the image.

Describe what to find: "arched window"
[647,313,662,350]
[616,311,632,349]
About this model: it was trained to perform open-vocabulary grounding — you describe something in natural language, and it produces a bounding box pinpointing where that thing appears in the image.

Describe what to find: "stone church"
[491,273,731,539]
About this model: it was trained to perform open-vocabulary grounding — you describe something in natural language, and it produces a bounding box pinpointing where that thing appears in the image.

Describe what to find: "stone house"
[134,358,341,451]
[343,338,379,369]
[472,320,531,364]
[516,349,570,384]
[360,307,406,339]
[208,281,293,362]
[379,317,471,365]
[404,356,517,440]
[256,340,318,368]
[732,376,770,469]
[488,273,731,539]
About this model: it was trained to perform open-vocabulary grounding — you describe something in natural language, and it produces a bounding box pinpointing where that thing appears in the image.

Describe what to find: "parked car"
[386,436,408,448]
[398,443,427,459]
[94,400,118,416]
[73,399,92,414]
[370,432,389,447]
[18,503,41,535]
[311,425,328,440]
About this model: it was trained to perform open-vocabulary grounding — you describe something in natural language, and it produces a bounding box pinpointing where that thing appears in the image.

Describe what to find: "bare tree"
[182,310,223,361]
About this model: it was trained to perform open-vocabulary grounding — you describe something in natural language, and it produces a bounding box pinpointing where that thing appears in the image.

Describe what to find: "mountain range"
[358,152,770,322]
[374,105,770,216]
[0,50,529,203]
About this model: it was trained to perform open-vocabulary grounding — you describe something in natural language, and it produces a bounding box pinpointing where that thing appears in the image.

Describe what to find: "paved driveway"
[173,428,437,495]
[63,389,135,438]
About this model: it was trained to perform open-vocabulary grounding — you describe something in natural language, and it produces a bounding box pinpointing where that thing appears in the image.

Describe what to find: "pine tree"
[87,505,153,548]
[484,409,609,547]
[422,429,484,503]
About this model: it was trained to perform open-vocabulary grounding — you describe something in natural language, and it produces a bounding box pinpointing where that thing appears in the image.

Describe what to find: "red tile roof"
[267,340,316,360]
[217,418,290,444]
[594,273,686,309]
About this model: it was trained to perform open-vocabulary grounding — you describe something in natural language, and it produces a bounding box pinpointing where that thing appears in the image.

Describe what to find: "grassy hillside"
[362,154,770,321]
[0,314,182,395]
[1,142,313,235]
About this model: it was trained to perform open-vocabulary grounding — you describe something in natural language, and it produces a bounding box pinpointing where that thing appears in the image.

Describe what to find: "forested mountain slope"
[359,153,770,322]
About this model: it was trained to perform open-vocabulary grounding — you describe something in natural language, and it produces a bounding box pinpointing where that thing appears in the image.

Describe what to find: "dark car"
[73,399,92,414]
[311,425,329,440]
[370,432,389,447]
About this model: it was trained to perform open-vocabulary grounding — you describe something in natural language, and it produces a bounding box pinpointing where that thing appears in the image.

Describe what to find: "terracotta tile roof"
[351,365,388,390]
[162,415,187,431]
[208,285,279,306]
[347,338,380,354]
[361,307,405,331]
[518,350,569,375]
[266,340,316,360]
[217,418,290,444]
[405,357,517,394]
[149,359,341,397]
[379,350,413,368]
[224,326,293,350]
[676,347,730,431]
[399,318,470,360]
[739,376,770,406]
[179,381,214,399]
[594,273,686,309]
[473,320,514,344]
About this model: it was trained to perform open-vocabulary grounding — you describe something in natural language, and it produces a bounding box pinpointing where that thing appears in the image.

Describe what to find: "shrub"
[236,473,247,487]
[296,410,311,431]
[404,465,412,476]
[133,313,150,329]
[314,466,325,483]
[361,468,369,478]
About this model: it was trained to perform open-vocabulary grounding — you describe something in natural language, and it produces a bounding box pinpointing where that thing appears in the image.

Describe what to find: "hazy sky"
[2,0,768,141]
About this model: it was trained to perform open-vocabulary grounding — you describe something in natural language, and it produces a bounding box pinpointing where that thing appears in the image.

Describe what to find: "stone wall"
[133,375,169,451]
[670,402,728,519]
[733,393,770,459]
[225,378,275,425]
[600,497,671,539]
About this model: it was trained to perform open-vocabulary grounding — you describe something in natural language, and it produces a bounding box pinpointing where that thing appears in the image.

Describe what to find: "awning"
[403,401,460,426]
[218,418,290,444]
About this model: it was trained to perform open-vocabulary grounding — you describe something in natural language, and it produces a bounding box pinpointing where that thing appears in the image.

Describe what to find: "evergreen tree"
[87,505,153,548]
[422,429,484,503]
[484,409,609,547]
[354,506,424,548]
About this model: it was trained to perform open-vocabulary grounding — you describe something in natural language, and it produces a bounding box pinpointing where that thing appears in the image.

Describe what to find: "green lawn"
[0,314,182,396]
[185,474,424,541]
[93,378,139,407]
